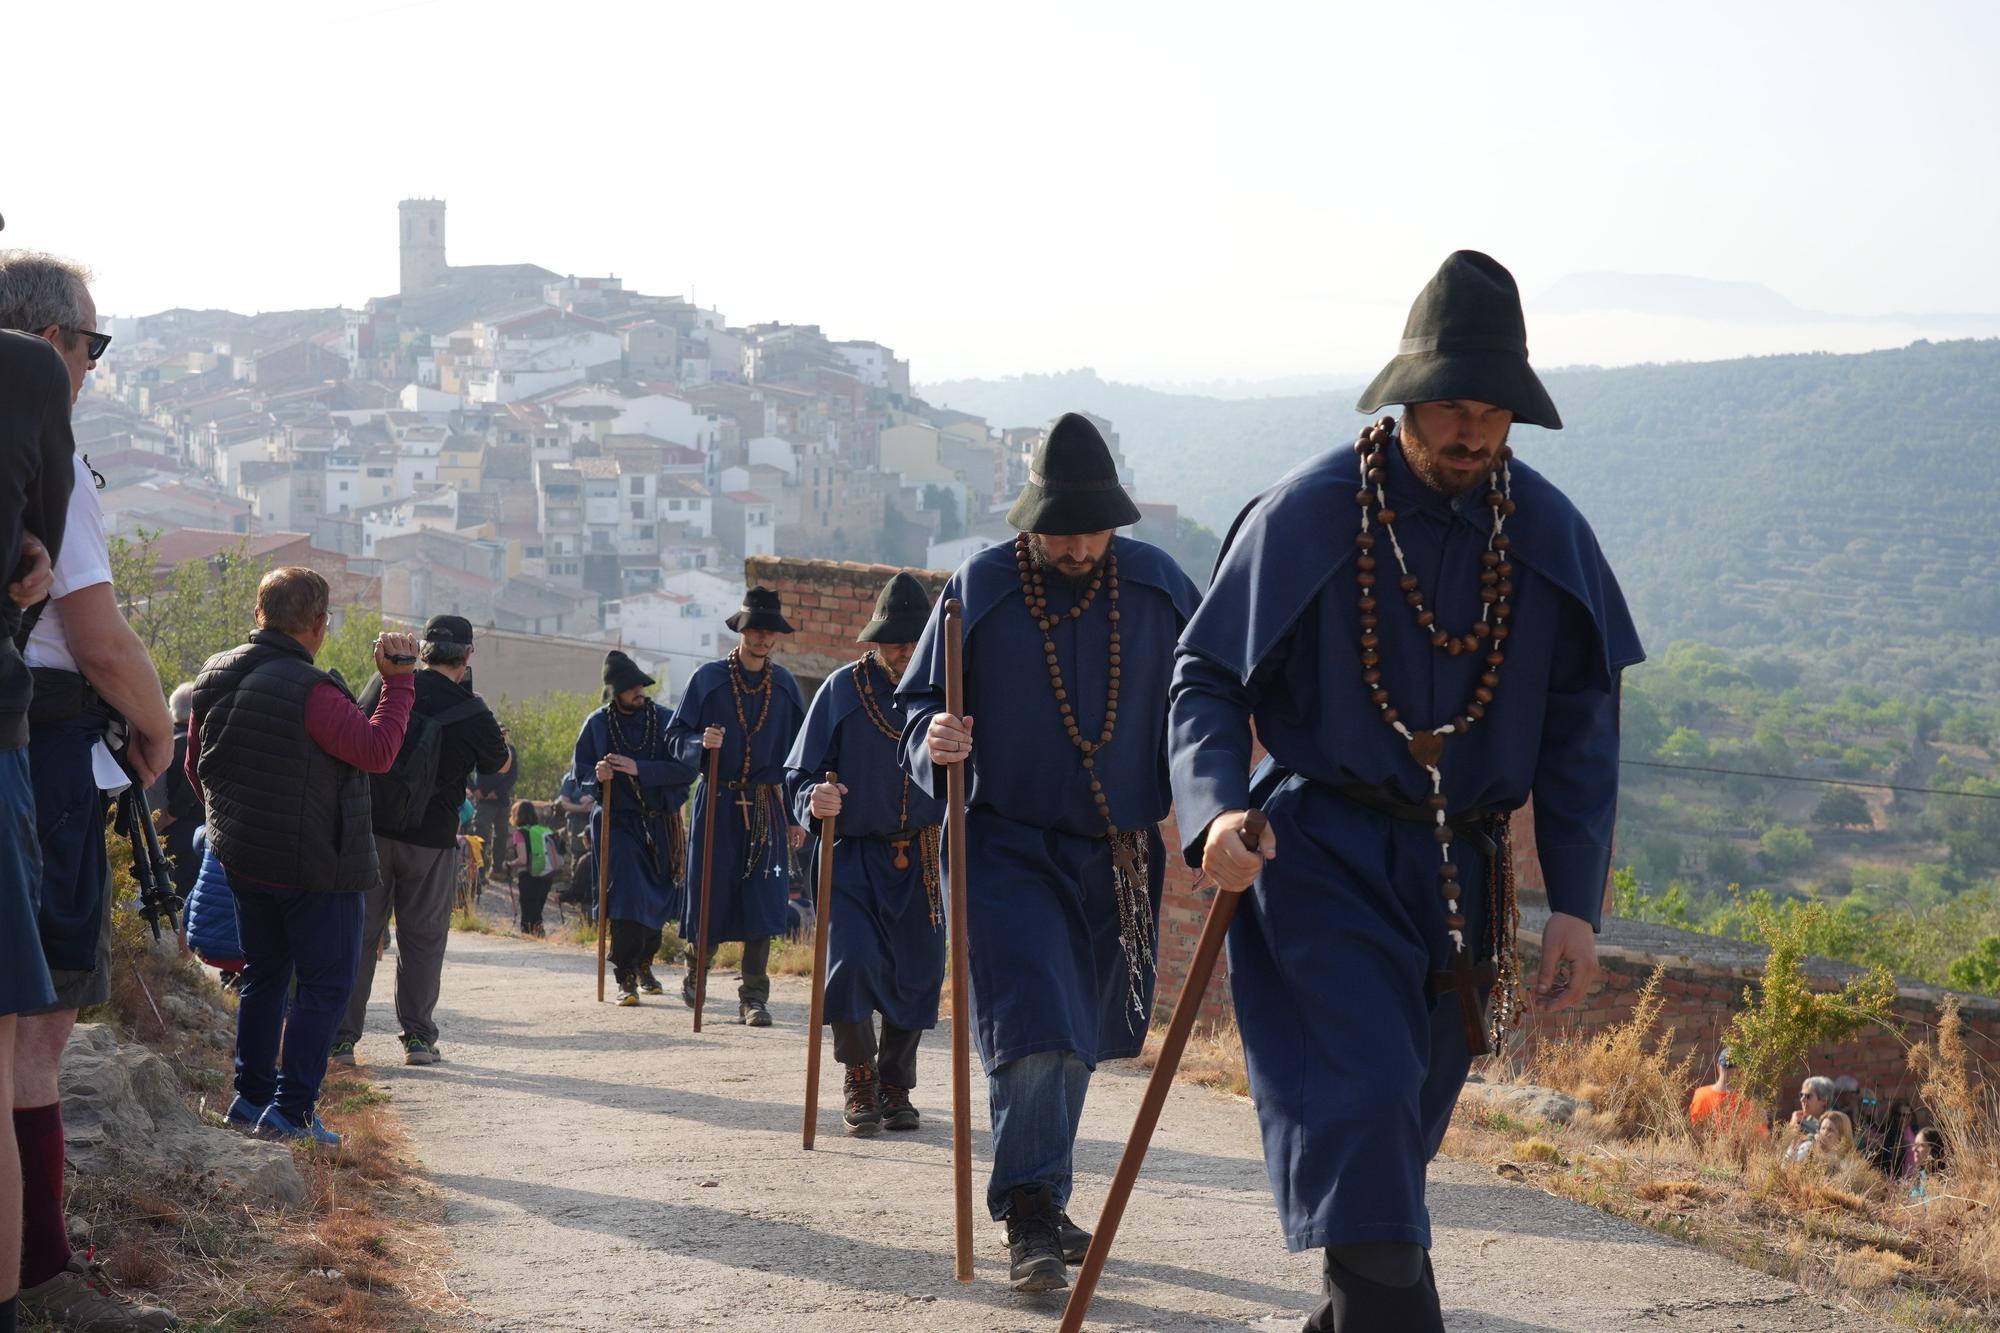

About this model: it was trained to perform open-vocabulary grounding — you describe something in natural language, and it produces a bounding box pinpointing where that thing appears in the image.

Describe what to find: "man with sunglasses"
[1,249,178,1331]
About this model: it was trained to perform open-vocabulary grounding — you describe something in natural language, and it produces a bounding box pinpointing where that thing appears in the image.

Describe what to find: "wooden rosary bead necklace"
[1353,416,1519,1053]
[1015,533,1122,839]
[725,646,775,827]
[854,652,917,869]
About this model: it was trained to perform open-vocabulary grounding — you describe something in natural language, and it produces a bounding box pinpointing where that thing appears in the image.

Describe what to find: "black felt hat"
[857,572,932,644]
[1355,251,1562,430]
[1005,412,1143,535]
[603,650,655,693]
[725,585,795,634]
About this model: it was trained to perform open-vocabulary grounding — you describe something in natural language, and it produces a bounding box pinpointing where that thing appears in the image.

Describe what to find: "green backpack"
[525,825,563,878]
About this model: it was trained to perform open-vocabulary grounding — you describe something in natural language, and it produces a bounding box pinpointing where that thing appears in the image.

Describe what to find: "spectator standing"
[471,728,519,886]
[1,328,76,1333]
[5,251,180,1332]
[334,616,505,1067]
[148,683,203,899]
[555,769,595,847]
[188,569,417,1147]
[511,800,560,936]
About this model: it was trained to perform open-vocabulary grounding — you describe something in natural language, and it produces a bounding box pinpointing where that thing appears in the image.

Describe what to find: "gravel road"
[348,928,1873,1332]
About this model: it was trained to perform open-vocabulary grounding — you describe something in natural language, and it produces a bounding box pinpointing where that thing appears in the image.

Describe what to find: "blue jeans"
[230,877,363,1122]
[987,1049,1091,1220]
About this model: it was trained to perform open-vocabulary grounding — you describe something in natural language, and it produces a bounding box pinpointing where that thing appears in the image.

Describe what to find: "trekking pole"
[942,600,974,1284]
[802,771,839,1150]
[692,746,721,1033]
[595,780,614,1002]
[1059,810,1268,1333]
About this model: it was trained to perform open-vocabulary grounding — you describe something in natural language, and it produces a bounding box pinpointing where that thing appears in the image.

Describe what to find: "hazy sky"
[9,0,1997,383]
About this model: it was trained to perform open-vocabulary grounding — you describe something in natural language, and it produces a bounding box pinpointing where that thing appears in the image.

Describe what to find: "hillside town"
[75,198,1187,696]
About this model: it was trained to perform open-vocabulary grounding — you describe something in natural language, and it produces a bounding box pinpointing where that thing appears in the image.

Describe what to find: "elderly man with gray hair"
[2,248,178,1331]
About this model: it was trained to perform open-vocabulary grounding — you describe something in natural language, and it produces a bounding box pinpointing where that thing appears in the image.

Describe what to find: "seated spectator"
[1688,1047,1754,1128]
[1910,1127,1947,1199]
[512,800,561,937]
[1873,1098,1918,1181]
[182,828,244,987]
[1811,1110,1855,1160]
[188,568,418,1147]
[1784,1075,1837,1163]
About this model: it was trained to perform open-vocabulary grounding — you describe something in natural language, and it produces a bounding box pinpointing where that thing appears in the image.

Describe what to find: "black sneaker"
[1056,1210,1091,1264]
[879,1083,920,1131]
[1003,1183,1067,1293]
[740,998,772,1027]
[843,1064,881,1136]
[639,968,665,995]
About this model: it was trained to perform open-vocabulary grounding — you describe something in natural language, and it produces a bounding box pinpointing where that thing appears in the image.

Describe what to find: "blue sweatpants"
[229,877,363,1122]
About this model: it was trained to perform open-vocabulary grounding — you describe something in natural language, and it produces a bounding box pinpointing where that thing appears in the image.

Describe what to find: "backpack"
[525,825,564,878]
[371,695,491,833]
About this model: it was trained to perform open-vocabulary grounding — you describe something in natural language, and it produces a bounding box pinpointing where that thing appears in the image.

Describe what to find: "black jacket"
[0,332,76,751]
[362,667,506,849]
[193,630,377,893]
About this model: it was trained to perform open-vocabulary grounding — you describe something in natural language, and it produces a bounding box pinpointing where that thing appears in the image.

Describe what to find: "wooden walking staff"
[1059,810,1269,1333]
[802,771,839,1150]
[942,599,975,1284]
[692,746,722,1033]
[594,780,614,1002]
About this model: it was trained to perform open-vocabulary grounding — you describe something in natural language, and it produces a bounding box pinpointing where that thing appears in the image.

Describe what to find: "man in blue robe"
[573,650,697,1006]
[668,587,807,1026]
[899,413,1202,1294]
[785,572,946,1136]
[1169,251,1644,1332]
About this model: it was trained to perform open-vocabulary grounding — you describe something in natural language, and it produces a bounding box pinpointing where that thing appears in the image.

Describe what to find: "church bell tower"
[398,198,448,294]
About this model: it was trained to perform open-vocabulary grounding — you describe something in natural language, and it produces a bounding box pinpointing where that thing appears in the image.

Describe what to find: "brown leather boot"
[843,1063,881,1136]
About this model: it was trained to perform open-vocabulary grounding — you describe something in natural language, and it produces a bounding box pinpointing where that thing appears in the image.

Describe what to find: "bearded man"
[574,651,698,1005]
[668,588,807,1026]
[785,573,946,1136]
[898,413,1201,1294]
[1168,251,1643,1331]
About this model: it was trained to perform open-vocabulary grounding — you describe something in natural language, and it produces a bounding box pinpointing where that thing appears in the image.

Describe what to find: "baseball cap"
[423,614,475,646]
[1716,1048,1734,1068]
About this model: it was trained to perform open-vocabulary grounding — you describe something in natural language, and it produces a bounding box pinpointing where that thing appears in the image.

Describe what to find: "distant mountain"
[923,339,2000,700]
[1537,272,1812,323]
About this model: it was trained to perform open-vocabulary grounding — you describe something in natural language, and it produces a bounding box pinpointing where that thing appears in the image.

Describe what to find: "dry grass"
[63,900,458,1331]
[1531,966,1702,1141]
[1437,973,2000,1329]
[1137,1016,1252,1099]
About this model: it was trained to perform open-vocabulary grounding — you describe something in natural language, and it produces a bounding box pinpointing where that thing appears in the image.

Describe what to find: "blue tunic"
[784,656,948,1032]
[572,702,698,931]
[898,537,1202,1074]
[1169,428,1643,1253]
[668,657,807,945]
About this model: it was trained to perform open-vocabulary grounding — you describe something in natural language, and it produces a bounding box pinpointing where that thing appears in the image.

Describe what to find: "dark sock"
[15,1103,71,1288]
[1328,1241,1425,1288]
[2,1294,18,1332]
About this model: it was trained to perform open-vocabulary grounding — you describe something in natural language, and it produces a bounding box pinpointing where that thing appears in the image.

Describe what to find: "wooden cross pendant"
[735,791,755,828]
[890,839,911,871]
[1433,948,1496,1057]
[1111,839,1141,883]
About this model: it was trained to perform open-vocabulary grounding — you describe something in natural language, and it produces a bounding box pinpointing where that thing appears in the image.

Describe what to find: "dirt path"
[348,927,1874,1332]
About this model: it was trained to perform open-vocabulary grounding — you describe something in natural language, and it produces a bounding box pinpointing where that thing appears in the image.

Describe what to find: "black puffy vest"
[192,629,377,894]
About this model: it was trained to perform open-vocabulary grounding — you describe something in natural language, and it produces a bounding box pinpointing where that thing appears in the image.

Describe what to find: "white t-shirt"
[24,455,114,673]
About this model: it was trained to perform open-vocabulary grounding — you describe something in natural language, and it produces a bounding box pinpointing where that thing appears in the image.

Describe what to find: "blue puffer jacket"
[183,828,244,965]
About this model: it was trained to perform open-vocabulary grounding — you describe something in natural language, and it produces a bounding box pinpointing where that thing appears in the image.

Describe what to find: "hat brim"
[1355,350,1562,430]
[856,614,928,644]
[726,610,796,634]
[1005,484,1143,535]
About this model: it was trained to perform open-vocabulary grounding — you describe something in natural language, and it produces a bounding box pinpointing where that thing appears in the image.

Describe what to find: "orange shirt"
[1689,1084,1749,1124]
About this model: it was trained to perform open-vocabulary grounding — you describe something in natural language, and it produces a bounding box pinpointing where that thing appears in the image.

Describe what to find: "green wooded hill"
[924,338,2000,701]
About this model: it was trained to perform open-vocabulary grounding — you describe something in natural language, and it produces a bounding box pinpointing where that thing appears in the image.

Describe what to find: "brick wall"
[1516,917,2000,1107]
[748,555,949,694]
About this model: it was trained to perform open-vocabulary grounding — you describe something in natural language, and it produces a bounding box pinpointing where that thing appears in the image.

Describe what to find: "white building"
[605,567,745,700]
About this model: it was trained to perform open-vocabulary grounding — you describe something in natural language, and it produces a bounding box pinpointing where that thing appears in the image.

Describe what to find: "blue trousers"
[987,1049,1091,1220]
[230,878,363,1122]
